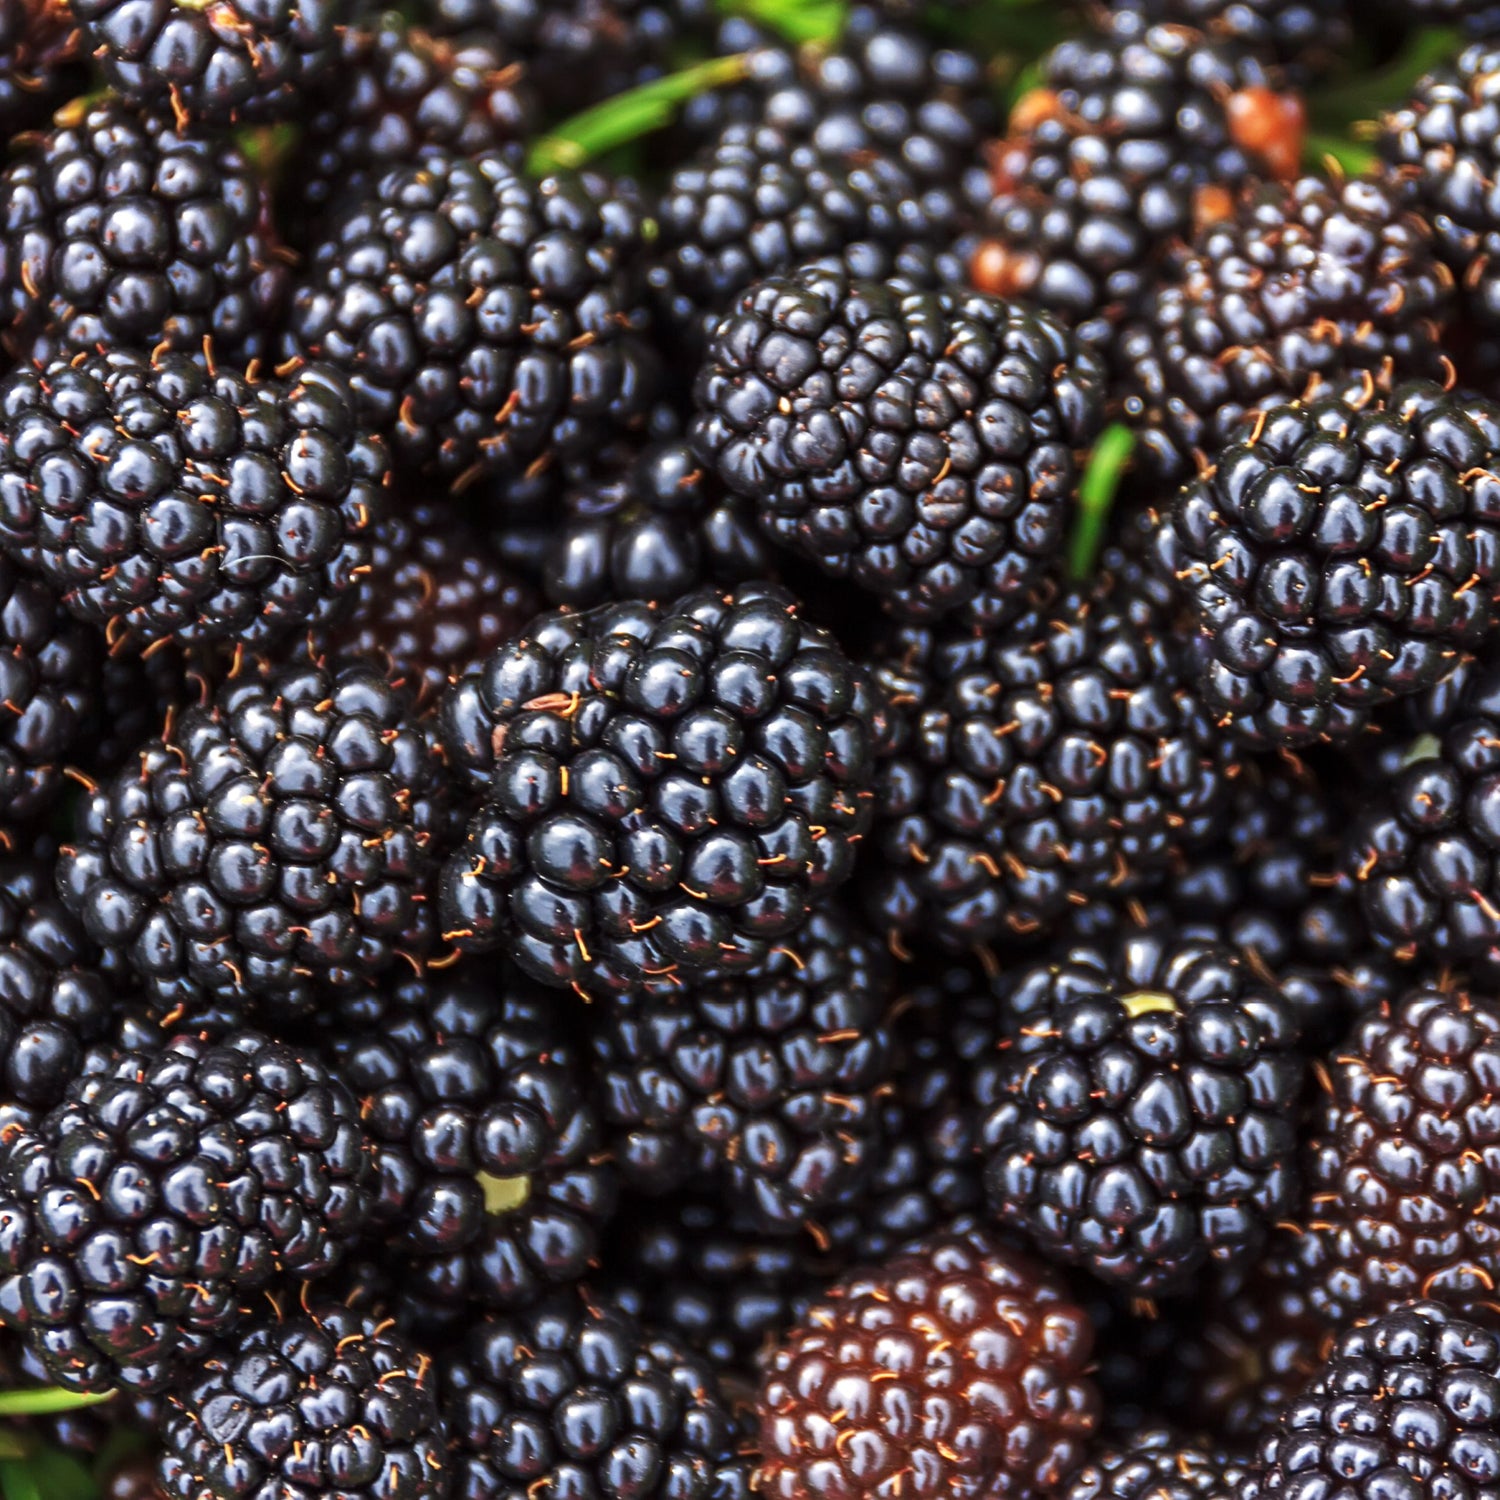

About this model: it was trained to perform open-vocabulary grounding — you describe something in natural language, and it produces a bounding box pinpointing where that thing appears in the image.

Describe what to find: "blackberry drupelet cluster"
[1121,174,1453,480]
[0,352,388,653]
[0,0,78,133]
[691,267,1108,626]
[0,1030,373,1394]
[866,572,1230,953]
[1153,380,1500,749]
[1062,1427,1251,1500]
[590,902,893,1229]
[57,659,449,1021]
[159,1298,447,1500]
[757,1228,1099,1500]
[1108,0,1351,69]
[0,98,288,364]
[320,967,617,1311]
[437,582,887,996]
[286,147,658,484]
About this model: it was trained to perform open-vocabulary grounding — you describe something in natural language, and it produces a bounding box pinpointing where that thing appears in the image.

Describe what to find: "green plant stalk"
[0,1391,115,1419]
[1068,423,1136,582]
[715,0,846,45]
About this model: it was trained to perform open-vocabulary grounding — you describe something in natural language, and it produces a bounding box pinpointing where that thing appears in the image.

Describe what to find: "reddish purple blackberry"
[0,351,388,654]
[757,1228,1100,1500]
[690,266,1108,626]
[979,932,1305,1296]
[159,1297,447,1500]
[320,966,618,1312]
[1063,1427,1251,1500]
[0,1030,375,1394]
[437,582,887,997]
[0,98,288,365]
[56,658,450,1023]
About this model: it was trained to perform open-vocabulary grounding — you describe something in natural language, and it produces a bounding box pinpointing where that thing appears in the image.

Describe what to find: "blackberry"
[0,1030,374,1394]
[159,1297,446,1500]
[978,931,1305,1296]
[285,147,658,485]
[690,266,1108,626]
[590,903,894,1230]
[57,658,449,1022]
[1153,379,1500,750]
[865,572,1229,954]
[1249,1301,1500,1499]
[544,439,770,610]
[0,0,79,133]
[437,582,887,997]
[1120,174,1454,481]
[68,0,355,124]
[442,1286,751,1500]
[320,966,617,1312]
[1062,1428,1251,1500]
[0,351,388,654]
[1108,0,1352,70]
[757,1228,1099,1500]
[0,98,288,365]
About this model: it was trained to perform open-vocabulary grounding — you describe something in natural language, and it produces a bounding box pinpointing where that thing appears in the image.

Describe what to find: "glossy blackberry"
[1276,983,1500,1328]
[0,1030,374,1394]
[1249,1301,1500,1499]
[1063,1428,1251,1500]
[327,498,536,707]
[442,1286,751,1500]
[0,0,79,133]
[544,440,769,610]
[590,903,893,1230]
[757,1228,1099,1500]
[0,98,288,365]
[865,572,1229,954]
[437,582,886,997]
[979,932,1305,1296]
[57,659,449,1022]
[159,1297,446,1500]
[320,966,617,1311]
[285,147,658,485]
[1154,379,1500,750]
[691,267,1108,626]
[1108,0,1351,69]
[974,10,1300,352]
[0,352,388,654]
[1120,174,1453,481]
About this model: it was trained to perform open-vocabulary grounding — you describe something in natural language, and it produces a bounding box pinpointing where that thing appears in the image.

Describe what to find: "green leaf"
[1303,131,1378,176]
[715,0,846,46]
[1068,423,1137,582]
[1310,26,1460,133]
[527,53,751,174]
[0,1435,30,1465]
[0,1459,41,1500]
[0,1390,115,1419]
[27,1450,95,1500]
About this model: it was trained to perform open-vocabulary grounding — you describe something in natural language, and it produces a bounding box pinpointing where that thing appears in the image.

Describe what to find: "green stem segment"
[715,0,846,45]
[0,1390,115,1419]
[1067,423,1136,583]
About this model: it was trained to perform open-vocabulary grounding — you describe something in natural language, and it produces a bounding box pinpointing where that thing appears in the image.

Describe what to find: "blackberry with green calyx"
[979,931,1305,1296]
[865,571,1230,954]
[0,1029,374,1394]
[320,967,617,1311]
[0,98,288,365]
[1063,1427,1251,1500]
[437,582,887,997]
[690,266,1108,626]
[1121,174,1453,481]
[285,147,658,485]
[159,1296,446,1500]
[590,902,893,1230]
[56,659,449,1023]
[757,1228,1099,1500]
[0,352,388,654]
[1153,380,1500,750]
[443,1286,751,1500]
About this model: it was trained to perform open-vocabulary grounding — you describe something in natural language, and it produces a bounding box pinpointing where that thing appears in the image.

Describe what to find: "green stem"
[714,0,846,45]
[1068,424,1136,582]
[0,1390,115,1419]
[1303,132,1377,176]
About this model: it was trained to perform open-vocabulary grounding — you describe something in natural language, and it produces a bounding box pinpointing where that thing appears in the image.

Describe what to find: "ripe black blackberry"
[1153,379,1500,750]
[865,572,1230,954]
[590,903,894,1230]
[979,932,1305,1296]
[0,98,288,364]
[286,147,658,485]
[0,0,79,133]
[159,1297,447,1500]
[443,1286,751,1500]
[437,582,887,997]
[57,658,449,1022]
[1120,174,1454,481]
[1063,1427,1251,1500]
[1108,0,1351,69]
[691,267,1108,626]
[0,351,388,654]
[0,1030,374,1394]
[757,1228,1099,1500]
[1249,1301,1500,1499]
[544,439,770,610]
[320,966,617,1312]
